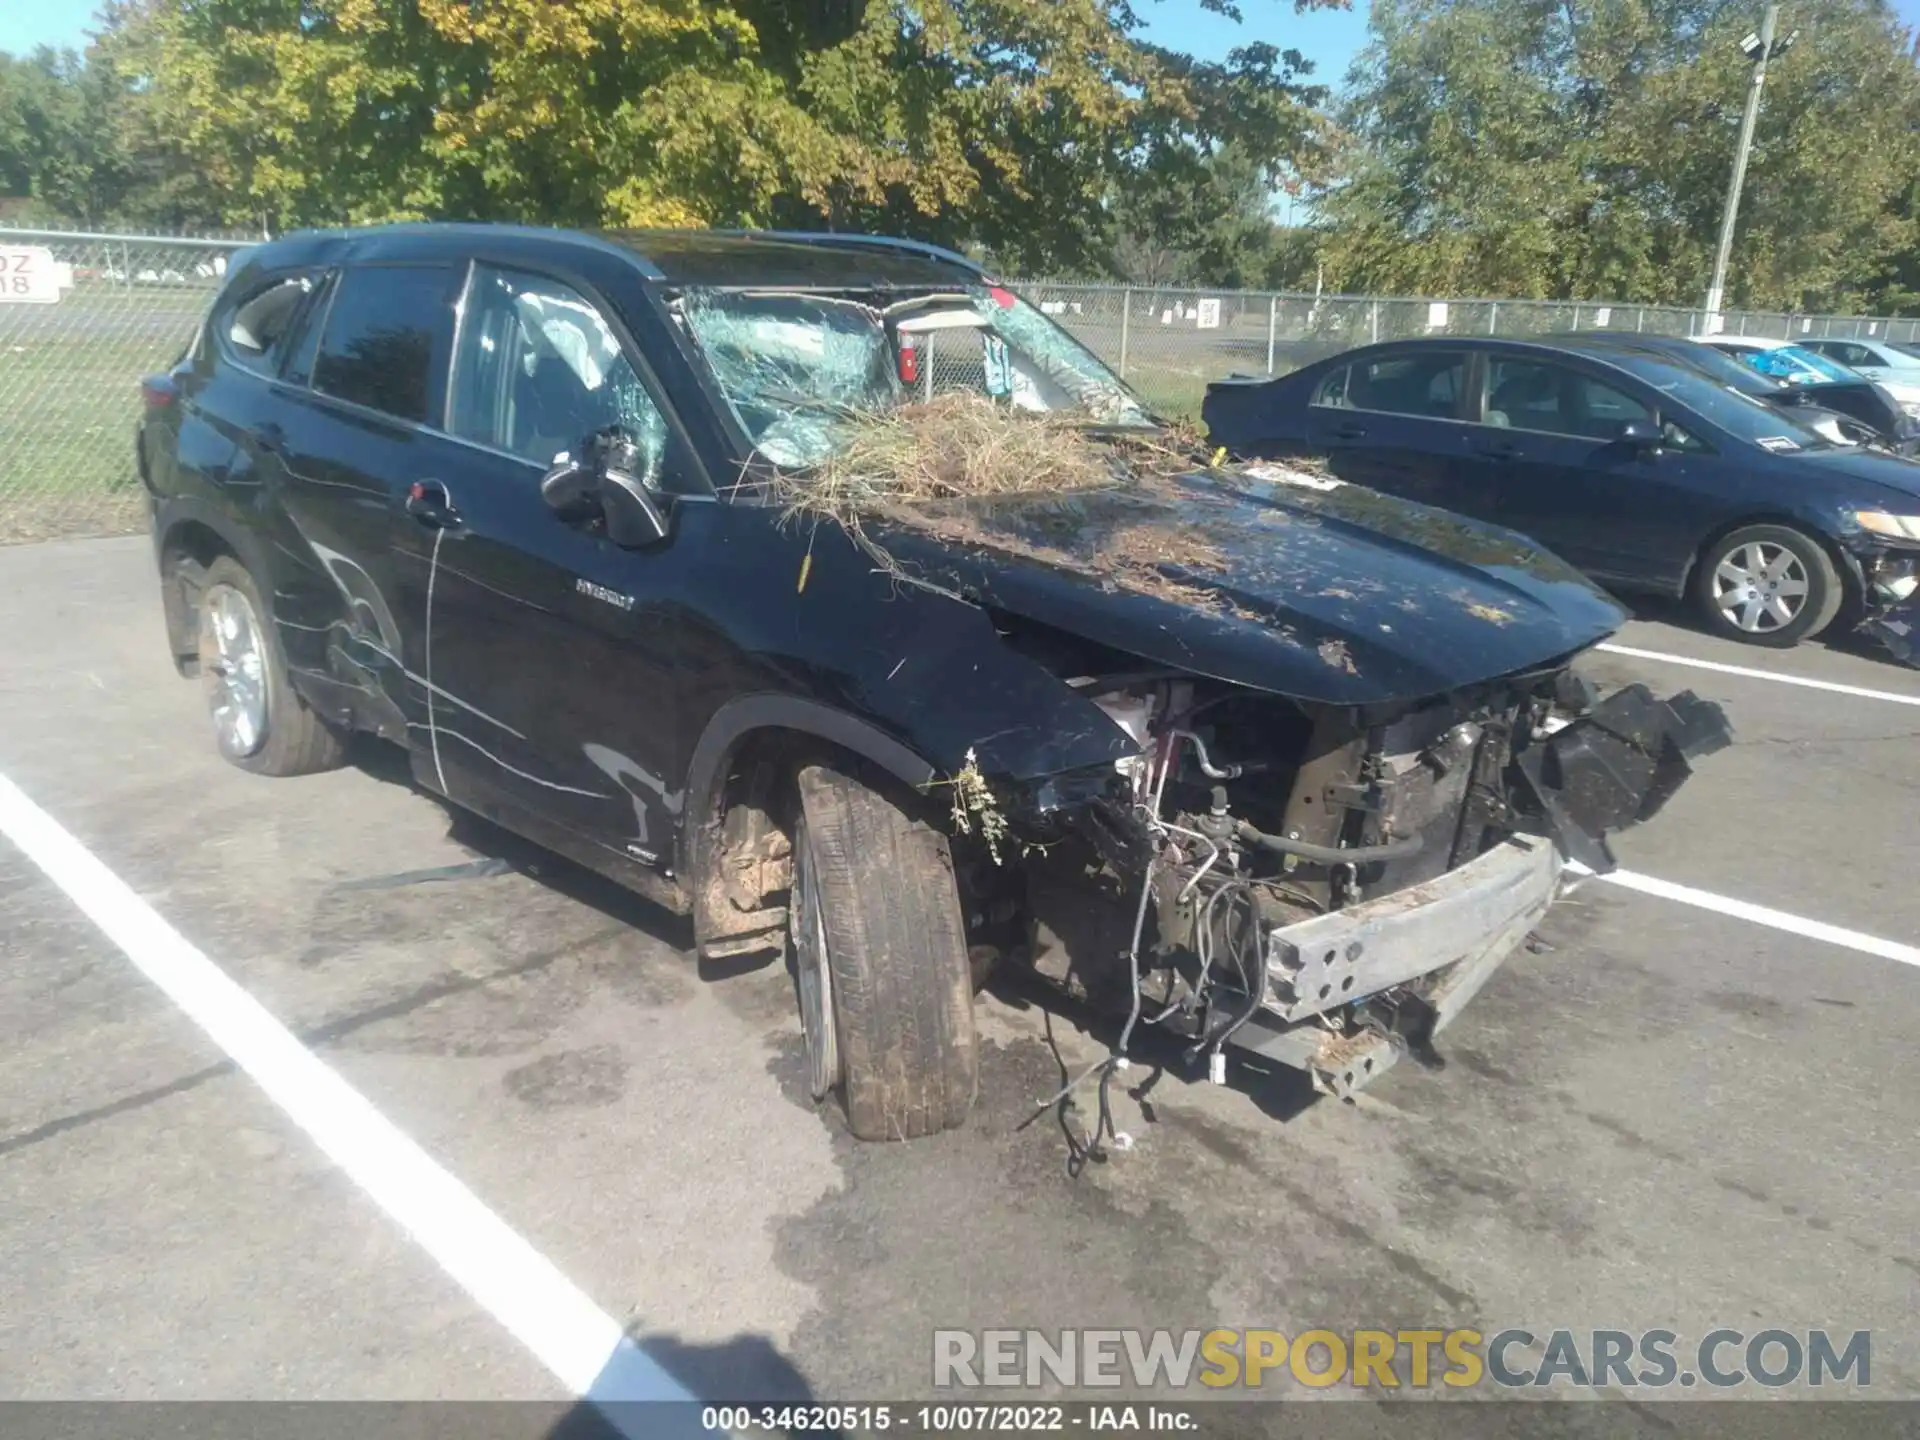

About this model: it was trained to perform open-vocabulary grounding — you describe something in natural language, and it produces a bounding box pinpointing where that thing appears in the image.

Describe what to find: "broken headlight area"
[974,664,1731,1123]
[1864,592,1920,667]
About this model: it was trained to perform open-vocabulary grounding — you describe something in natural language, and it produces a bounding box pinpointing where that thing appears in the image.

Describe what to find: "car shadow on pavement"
[544,1330,822,1439]
[340,735,696,956]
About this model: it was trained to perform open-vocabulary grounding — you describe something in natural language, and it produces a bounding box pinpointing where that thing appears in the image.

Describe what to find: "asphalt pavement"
[1,536,1916,1425]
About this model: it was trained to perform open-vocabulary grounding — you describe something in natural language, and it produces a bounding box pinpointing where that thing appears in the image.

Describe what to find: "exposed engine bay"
[970,651,1732,1130]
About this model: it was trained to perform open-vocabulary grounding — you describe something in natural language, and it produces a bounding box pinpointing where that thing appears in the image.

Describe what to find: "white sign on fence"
[1593,307,1612,327]
[0,247,74,304]
[1195,297,1221,330]
[1426,301,1449,329]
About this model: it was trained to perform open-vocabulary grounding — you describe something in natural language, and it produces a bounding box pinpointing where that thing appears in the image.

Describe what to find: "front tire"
[1692,524,1841,648]
[195,556,346,776]
[791,763,977,1141]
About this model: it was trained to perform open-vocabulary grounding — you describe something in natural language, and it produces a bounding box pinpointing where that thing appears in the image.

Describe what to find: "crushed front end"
[992,663,1731,1103]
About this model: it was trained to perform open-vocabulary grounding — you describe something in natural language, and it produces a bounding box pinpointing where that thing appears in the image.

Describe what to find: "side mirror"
[539,429,674,548]
[1618,419,1663,453]
[599,468,672,547]
[539,457,599,513]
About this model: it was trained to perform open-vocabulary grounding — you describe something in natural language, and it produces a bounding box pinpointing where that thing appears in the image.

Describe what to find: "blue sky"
[1134,0,1374,85]
[2,0,1378,78]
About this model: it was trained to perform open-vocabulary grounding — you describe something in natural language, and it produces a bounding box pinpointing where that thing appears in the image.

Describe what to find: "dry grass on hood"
[780,394,1118,523]
[770,394,1254,614]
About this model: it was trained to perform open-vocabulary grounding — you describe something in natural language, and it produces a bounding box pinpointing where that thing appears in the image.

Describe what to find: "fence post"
[1265,295,1277,375]
[1571,304,1581,331]
[1636,308,1645,332]
[1369,300,1380,345]
[1488,302,1498,335]
[1118,287,1131,380]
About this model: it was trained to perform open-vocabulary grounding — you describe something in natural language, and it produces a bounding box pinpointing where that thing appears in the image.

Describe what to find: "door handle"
[1334,425,1369,440]
[1480,443,1521,461]
[406,479,461,530]
[253,422,284,454]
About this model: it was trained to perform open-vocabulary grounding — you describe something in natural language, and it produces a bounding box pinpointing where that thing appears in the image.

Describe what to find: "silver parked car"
[1799,337,1920,398]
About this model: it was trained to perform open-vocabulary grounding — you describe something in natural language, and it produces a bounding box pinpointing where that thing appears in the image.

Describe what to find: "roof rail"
[714,230,987,276]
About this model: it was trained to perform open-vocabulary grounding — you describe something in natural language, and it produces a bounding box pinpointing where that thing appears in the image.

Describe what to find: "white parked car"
[1702,334,1920,408]
[1798,336,1920,394]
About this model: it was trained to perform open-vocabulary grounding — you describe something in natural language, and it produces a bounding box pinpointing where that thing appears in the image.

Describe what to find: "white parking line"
[1595,643,1920,707]
[0,772,701,1427]
[1572,862,1920,970]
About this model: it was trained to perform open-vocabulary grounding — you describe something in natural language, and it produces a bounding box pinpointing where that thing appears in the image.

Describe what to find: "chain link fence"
[0,229,248,543]
[5,224,1918,544]
[1018,281,1920,421]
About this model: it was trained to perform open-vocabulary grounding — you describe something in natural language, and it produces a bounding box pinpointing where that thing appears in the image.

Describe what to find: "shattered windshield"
[670,284,1155,468]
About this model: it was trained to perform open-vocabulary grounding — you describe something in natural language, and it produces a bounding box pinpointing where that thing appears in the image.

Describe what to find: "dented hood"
[875,465,1627,705]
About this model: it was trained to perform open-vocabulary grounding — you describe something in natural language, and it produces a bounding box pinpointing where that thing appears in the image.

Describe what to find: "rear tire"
[791,763,977,1141]
[195,556,346,776]
[1691,524,1841,648]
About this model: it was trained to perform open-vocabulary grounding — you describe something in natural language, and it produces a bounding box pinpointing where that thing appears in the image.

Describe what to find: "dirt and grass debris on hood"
[769,394,1309,614]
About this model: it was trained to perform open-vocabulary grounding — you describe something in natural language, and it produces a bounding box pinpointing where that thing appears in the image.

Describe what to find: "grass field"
[0,288,207,543]
[1124,365,1215,420]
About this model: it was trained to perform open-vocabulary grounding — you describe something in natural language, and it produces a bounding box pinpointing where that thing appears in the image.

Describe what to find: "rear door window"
[1346,353,1468,419]
[280,272,335,387]
[310,263,460,425]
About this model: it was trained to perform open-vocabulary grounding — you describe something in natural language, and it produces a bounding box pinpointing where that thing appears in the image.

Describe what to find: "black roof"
[1552,331,1713,358]
[246,222,986,289]
[615,230,987,288]
[1346,331,1711,360]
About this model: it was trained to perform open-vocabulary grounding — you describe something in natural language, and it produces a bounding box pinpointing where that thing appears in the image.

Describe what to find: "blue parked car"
[1204,333,1920,647]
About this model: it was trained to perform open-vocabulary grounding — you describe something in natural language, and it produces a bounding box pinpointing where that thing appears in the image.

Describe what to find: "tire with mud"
[194,555,347,776]
[791,763,978,1140]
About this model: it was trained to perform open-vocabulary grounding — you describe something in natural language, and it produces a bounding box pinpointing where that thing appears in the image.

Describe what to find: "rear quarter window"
[214,272,322,375]
[1310,366,1350,407]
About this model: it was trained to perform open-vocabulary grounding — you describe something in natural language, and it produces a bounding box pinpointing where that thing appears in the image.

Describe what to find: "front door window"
[449,264,669,479]
[1483,359,1651,440]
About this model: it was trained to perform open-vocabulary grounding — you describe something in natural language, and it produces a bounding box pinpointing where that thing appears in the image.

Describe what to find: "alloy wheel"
[1711,541,1810,634]
[791,812,842,1100]
[201,583,270,759]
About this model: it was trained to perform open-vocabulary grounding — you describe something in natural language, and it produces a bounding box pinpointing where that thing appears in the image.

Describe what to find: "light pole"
[1702,5,1799,326]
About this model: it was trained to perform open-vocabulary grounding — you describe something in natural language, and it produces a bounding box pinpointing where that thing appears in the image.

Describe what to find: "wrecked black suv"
[140,224,1729,1141]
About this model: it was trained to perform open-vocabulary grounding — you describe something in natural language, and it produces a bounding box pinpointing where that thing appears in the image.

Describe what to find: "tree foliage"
[1315,0,1920,311]
[3,0,1917,312]
[0,0,1331,277]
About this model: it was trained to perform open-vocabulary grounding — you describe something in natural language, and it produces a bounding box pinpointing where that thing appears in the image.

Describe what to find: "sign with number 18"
[0,248,75,304]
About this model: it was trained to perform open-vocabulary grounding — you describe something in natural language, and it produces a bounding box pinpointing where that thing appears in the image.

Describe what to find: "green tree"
[1316,0,1920,312]
[1108,37,1332,287]
[0,0,1339,278]
[76,0,1333,271]
[0,44,135,224]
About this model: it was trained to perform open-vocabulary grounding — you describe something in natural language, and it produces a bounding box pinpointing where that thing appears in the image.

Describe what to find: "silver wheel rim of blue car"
[202,584,269,759]
[791,813,841,1101]
[1711,541,1810,634]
